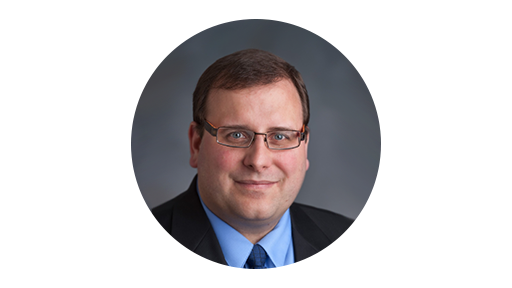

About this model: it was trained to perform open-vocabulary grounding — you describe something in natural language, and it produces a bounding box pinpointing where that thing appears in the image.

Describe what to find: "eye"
[273,133,287,141]
[230,132,244,139]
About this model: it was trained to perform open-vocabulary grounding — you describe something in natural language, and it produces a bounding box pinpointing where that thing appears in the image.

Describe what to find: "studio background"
[132,20,380,219]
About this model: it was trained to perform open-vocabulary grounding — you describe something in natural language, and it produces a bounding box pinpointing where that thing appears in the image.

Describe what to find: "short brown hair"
[192,49,310,136]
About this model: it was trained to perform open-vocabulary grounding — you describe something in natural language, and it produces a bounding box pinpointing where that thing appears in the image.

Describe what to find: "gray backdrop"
[131,20,380,219]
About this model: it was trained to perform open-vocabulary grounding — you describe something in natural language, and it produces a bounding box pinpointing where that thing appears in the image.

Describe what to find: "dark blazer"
[152,176,354,265]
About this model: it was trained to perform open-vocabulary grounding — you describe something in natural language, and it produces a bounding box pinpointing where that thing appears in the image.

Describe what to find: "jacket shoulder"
[152,190,188,215]
[292,203,381,269]
[291,202,354,241]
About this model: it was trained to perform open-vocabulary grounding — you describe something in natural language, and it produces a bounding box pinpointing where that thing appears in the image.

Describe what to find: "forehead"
[205,79,303,128]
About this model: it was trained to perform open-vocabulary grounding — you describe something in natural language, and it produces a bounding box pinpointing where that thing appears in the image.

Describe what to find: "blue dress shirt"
[197,188,295,268]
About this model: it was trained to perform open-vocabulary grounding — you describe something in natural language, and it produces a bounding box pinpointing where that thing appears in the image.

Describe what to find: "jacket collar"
[171,176,227,265]
[289,203,332,263]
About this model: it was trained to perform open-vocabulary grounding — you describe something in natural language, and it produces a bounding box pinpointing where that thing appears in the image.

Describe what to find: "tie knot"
[246,244,267,269]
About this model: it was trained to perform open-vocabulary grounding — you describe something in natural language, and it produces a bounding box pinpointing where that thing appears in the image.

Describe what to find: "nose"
[242,134,272,172]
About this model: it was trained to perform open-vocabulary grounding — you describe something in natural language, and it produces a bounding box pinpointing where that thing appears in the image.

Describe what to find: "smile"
[234,180,277,190]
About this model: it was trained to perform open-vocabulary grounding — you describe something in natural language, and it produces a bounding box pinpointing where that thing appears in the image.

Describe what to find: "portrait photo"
[131,19,381,269]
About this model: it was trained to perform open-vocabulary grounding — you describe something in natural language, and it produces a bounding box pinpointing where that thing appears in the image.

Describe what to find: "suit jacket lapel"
[171,176,227,265]
[290,203,332,263]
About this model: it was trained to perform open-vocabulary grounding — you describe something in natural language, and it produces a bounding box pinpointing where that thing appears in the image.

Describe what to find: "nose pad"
[252,133,268,148]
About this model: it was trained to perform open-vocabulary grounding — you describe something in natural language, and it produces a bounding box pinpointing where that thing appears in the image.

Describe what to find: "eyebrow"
[220,124,297,131]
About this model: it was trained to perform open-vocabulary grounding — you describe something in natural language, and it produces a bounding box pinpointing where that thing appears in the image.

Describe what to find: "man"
[152,49,353,268]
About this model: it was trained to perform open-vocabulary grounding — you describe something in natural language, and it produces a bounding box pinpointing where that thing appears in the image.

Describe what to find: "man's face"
[189,79,309,228]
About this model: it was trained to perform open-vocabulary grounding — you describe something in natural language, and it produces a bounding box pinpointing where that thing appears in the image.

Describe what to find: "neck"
[228,218,280,244]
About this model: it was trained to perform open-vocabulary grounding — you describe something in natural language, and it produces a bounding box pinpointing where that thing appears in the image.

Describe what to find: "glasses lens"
[217,128,254,147]
[267,131,300,149]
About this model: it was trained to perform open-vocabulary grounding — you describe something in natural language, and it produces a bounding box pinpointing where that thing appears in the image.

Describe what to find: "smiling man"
[152,49,353,268]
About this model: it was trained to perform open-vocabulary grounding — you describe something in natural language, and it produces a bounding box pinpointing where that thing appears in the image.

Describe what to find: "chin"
[238,205,280,222]
[241,213,274,222]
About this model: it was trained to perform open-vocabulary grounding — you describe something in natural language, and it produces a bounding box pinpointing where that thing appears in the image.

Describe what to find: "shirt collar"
[197,184,293,268]
[255,208,292,268]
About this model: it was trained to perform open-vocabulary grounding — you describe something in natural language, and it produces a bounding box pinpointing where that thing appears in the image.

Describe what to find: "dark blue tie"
[246,244,267,269]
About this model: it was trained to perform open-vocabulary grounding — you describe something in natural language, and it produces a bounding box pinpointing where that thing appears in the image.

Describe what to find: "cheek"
[216,149,240,170]
[274,151,308,176]
[199,143,240,172]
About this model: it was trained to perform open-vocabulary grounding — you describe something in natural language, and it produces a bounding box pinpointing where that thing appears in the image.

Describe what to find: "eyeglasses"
[204,120,308,150]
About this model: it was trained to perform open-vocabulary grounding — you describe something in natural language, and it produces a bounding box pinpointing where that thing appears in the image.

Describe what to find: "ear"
[188,121,202,168]
[304,129,310,171]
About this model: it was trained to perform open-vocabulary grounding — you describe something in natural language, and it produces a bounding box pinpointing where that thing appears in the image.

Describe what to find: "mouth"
[234,180,278,190]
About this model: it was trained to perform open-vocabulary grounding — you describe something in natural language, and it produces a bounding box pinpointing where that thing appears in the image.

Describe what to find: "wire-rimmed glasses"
[204,120,308,150]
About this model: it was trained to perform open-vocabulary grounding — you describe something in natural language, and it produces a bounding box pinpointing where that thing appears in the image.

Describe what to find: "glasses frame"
[203,119,308,150]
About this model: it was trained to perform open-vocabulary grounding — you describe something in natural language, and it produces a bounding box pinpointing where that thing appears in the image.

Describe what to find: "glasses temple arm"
[204,120,218,136]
